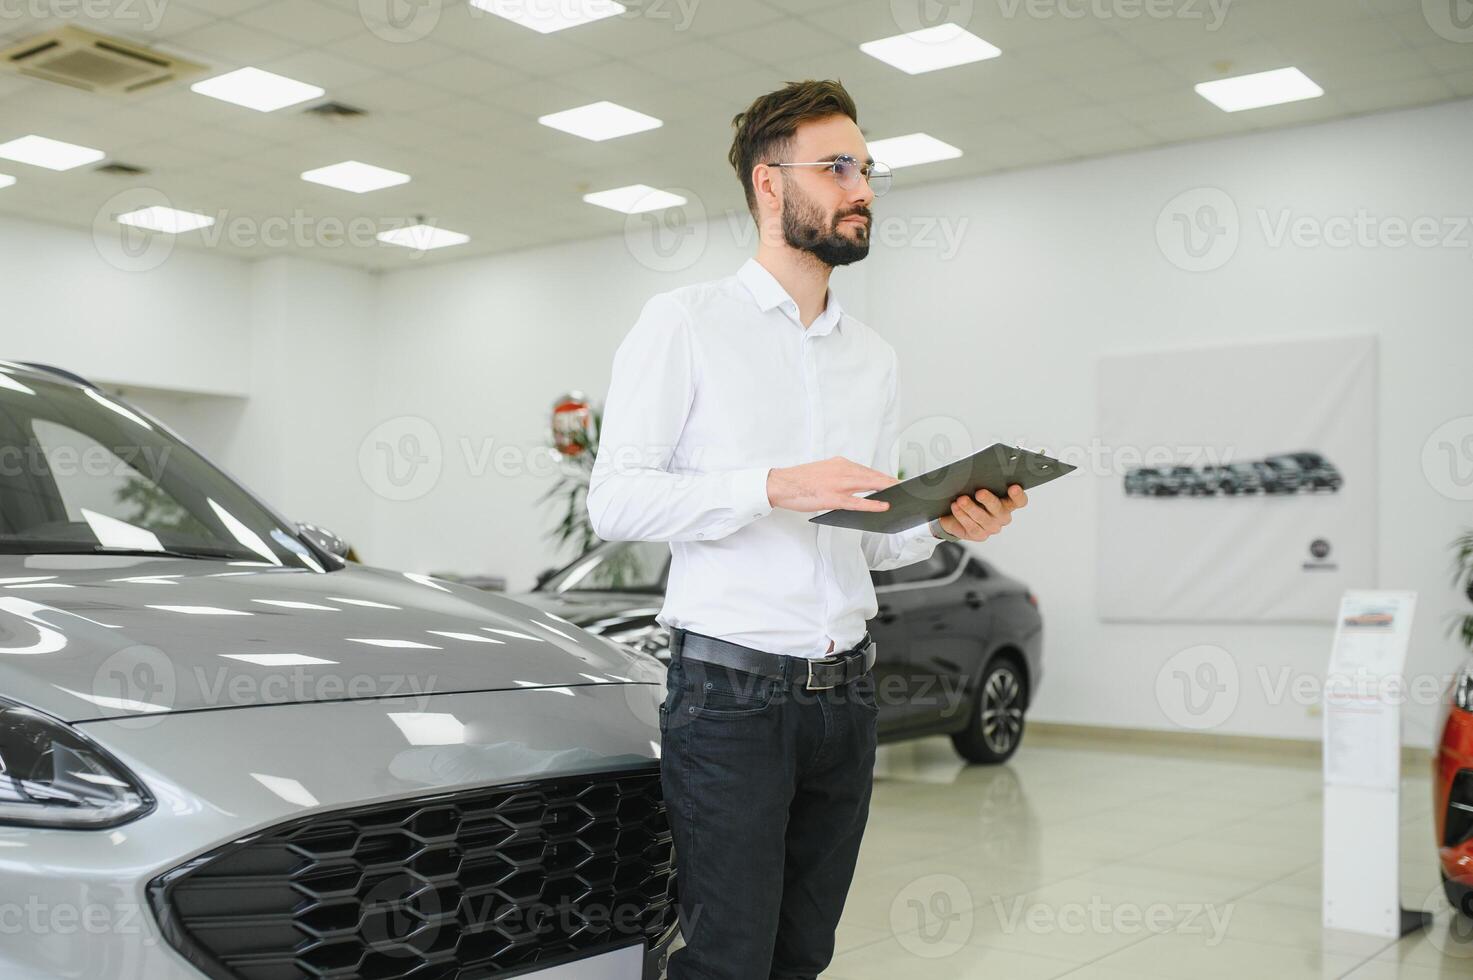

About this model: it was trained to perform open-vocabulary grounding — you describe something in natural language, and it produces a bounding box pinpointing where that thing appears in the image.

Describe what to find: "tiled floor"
[818,733,1473,979]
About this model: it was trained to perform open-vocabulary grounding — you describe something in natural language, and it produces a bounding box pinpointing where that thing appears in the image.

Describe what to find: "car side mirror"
[297,522,350,561]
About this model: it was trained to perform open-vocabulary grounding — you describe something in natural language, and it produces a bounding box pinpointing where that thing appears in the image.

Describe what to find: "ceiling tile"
[170,18,304,64]
[234,0,369,44]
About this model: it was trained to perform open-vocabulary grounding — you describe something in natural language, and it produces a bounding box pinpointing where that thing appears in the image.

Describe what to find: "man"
[586,80,1027,980]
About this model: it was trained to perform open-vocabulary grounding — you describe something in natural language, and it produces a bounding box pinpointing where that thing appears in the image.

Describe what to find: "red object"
[551,392,591,457]
[1435,674,1473,895]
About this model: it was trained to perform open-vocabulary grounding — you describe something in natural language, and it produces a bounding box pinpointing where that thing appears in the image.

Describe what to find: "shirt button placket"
[801,327,834,652]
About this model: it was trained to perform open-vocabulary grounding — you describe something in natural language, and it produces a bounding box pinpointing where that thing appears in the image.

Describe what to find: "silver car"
[0,362,676,980]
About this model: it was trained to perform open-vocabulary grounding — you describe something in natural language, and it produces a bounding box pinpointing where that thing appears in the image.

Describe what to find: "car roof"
[0,361,95,389]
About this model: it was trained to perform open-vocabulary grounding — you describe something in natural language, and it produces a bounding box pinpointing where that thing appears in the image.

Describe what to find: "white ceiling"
[0,0,1469,270]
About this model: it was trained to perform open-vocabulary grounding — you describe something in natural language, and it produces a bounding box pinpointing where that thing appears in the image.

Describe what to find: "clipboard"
[808,443,1076,534]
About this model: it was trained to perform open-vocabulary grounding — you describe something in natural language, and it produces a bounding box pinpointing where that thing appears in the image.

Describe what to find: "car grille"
[150,767,676,980]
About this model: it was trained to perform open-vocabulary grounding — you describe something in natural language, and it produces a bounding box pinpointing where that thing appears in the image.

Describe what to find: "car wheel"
[952,659,1026,765]
[1444,871,1473,918]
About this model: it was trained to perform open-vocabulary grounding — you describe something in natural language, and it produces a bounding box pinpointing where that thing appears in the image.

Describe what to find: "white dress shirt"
[586,258,941,659]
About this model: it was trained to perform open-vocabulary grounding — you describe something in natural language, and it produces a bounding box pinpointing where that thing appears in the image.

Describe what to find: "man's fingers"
[957,494,1004,534]
[1008,484,1029,508]
[951,498,987,538]
[846,462,899,492]
[972,489,1011,524]
[833,495,890,512]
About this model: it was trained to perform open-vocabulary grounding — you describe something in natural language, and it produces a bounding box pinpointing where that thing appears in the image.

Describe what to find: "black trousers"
[658,632,879,980]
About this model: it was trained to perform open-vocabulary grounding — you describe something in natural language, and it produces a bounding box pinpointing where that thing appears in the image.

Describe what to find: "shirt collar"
[737,258,844,337]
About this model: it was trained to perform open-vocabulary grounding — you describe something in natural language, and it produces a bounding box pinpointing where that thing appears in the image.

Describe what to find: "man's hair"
[728,79,859,216]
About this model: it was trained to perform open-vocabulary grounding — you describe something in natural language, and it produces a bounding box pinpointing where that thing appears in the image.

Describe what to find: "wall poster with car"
[1096,334,1377,622]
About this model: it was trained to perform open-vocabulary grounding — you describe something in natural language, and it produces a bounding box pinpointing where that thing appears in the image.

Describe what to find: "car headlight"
[1455,666,1473,713]
[0,700,153,829]
[604,623,672,661]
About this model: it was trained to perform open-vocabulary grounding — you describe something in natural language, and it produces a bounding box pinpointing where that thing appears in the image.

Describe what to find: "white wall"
[364,224,869,582]
[861,97,1473,746]
[0,218,378,550]
[0,212,253,395]
[1,96,1468,747]
[367,97,1473,746]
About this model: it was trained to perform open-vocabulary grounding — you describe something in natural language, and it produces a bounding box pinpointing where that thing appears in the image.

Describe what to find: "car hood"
[509,590,662,633]
[0,555,663,722]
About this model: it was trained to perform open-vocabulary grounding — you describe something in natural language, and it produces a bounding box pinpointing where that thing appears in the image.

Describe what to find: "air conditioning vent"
[1,25,205,94]
[304,100,366,119]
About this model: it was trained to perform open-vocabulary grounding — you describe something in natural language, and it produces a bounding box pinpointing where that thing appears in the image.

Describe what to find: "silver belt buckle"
[806,655,844,691]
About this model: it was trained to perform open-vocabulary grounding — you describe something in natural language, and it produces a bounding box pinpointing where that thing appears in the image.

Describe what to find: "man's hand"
[767,456,898,513]
[936,484,1028,542]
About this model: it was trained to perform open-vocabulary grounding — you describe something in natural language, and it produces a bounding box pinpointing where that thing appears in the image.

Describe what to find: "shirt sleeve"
[860,349,945,572]
[586,293,774,543]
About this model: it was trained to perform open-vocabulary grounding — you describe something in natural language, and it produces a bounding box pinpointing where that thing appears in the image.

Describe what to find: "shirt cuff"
[735,466,774,521]
[923,518,959,543]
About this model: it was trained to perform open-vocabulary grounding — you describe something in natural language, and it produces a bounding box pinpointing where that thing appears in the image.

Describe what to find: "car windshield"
[539,540,669,593]
[0,368,324,569]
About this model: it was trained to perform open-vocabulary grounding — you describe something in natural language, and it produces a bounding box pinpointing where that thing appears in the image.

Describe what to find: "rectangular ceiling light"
[0,174,14,189]
[583,184,686,214]
[0,135,104,171]
[539,101,662,141]
[866,133,962,168]
[191,67,324,112]
[470,0,625,33]
[860,23,1001,74]
[1195,67,1323,112]
[377,224,470,250]
[301,160,410,193]
[116,206,215,234]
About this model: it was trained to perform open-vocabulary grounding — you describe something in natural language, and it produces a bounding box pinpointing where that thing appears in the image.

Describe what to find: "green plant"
[538,407,602,559]
[1455,528,1473,652]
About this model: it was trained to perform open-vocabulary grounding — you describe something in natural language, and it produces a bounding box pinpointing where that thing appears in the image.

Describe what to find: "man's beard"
[781,185,870,267]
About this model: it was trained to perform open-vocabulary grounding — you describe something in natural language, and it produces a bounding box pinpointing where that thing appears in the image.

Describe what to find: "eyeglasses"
[766,154,893,197]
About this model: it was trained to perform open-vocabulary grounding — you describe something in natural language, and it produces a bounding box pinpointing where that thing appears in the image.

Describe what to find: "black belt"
[671,628,876,692]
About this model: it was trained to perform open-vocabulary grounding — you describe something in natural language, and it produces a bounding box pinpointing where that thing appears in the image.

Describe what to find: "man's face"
[775,114,875,268]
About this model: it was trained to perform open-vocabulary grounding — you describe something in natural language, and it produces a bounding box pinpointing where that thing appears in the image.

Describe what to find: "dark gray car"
[516,537,1044,765]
